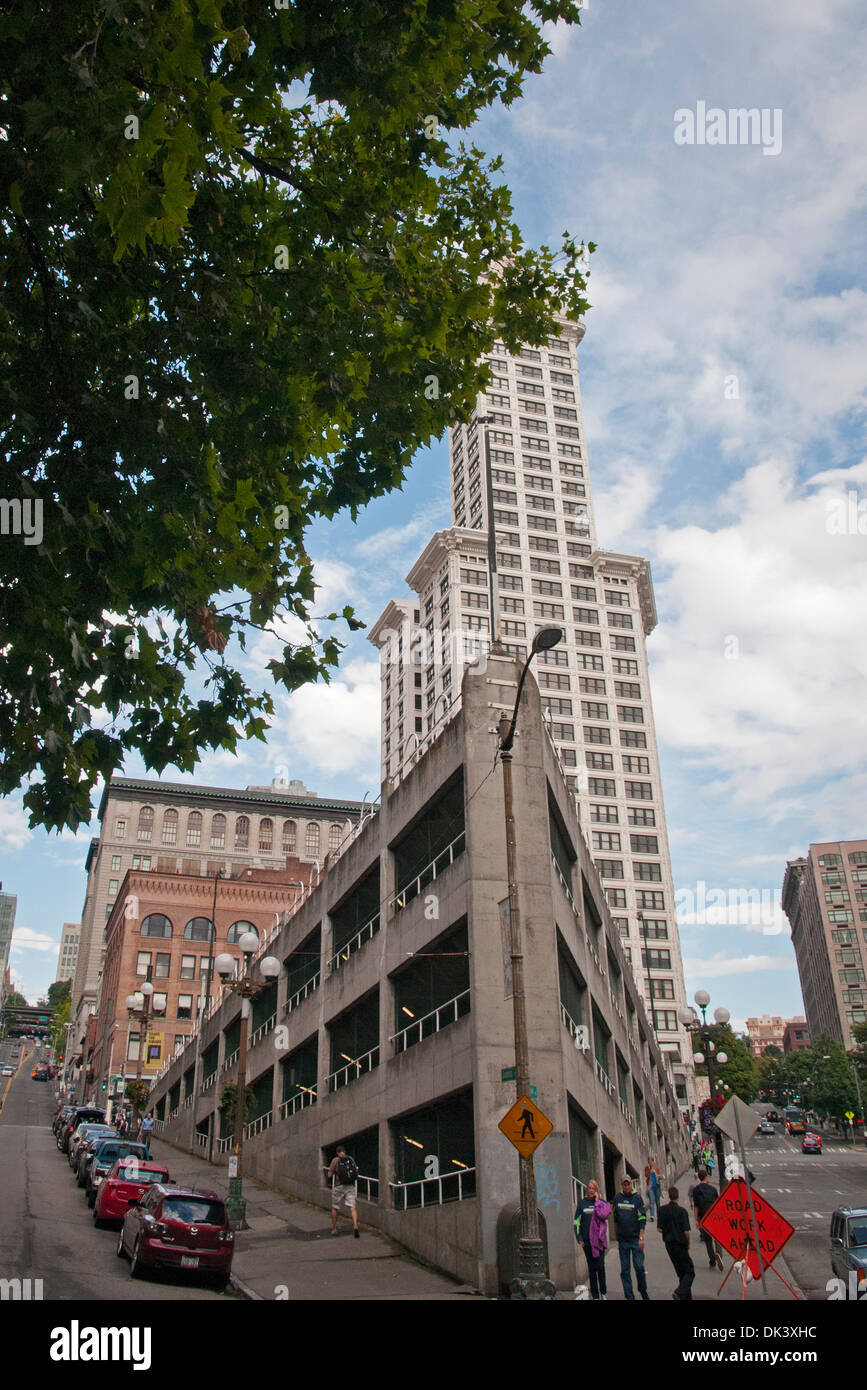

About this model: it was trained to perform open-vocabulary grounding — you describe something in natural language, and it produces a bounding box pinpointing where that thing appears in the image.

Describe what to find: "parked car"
[117,1185,233,1289]
[74,1131,120,1184]
[53,1106,76,1138]
[758,1119,776,1135]
[93,1159,171,1228]
[58,1106,107,1153]
[802,1132,823,1154]
[68,1122,116,1168]
[1,1066,14,1077]
[85,1140,151,1206]
[830,1206,867,1297]
[765,1109,779,1122]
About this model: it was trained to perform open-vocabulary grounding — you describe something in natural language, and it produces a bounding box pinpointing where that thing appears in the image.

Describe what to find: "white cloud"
[10,927,60,955]
[270,658,381,781]
[683,953,797,980]
[0,800,31,850]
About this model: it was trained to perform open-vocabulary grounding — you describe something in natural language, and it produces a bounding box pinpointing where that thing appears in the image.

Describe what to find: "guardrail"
[326,1045,380,1093]
[244,1110,273,1141]
[250,1014,277,1048]
[391,990,470,1053]
[389,831,466,914]
[357,1173,379,1202]
[195,1132,208,1149]
[284,973,320,1016]
[328,912,381,974]
[389,1166,476,1210]
[278,1089,317,1121]
[560,1004,590,1052]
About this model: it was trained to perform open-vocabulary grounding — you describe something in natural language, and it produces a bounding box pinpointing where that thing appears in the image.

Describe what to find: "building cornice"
[98,777,365,823]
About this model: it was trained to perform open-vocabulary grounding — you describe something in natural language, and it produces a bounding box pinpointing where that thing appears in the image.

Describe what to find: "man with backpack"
[691,1167,723,1270]
[326,1143,360,1238]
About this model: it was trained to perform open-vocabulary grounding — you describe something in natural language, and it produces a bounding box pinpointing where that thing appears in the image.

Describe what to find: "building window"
[111,855,122,871]
[634,862,662,882]
[127,1032,141,1062]
[108,879,119,896]
[329,823,343,851]
[235,815,249,850]
[151,993,167,1016]
[227,921,259,945]
[177,995,194,1020]
[115,818,127,839]
[597,860,624,880]
[211,813,226,849]
[136,952,151,976]
[161,809,178,845]
[180,955,196,981]
[154,952,171,978]
[606,888,627,908]
[259,818,273,853]
[584,726,612,745]
[137,806,154,842]
[306,822,320,857]
[653,1011,678,1032]
[186,811,202,847]
[630,835,659,854]
[131,854,151,871]
[637,891,665,910]
[592,832,621,851]
[588,777,616,796]
[140,914,173,938]
[184,917,216,942]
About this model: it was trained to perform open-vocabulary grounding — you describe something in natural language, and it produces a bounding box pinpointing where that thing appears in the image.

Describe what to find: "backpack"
[337,1153,358,1185]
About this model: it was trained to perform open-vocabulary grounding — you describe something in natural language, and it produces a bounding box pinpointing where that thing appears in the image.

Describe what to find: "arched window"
[259,818,273,852]
[141,914,173,938]
[235,816,249,850]
[161,809,178,845]
[184,917,215,941]
[211,813,226,849]
[329,823,342,851]
[186,811,202,847]
[305,822,320,857]
[137,806,154,843]
[282,820,296,854]
[227,921,259,944]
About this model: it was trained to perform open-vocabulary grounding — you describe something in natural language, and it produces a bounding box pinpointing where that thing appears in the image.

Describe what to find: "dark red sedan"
[92,1158,171,1228]
[117,1184,233,1289]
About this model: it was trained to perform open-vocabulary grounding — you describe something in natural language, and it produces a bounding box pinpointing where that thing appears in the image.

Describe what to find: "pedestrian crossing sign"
[498,1095,553,1159]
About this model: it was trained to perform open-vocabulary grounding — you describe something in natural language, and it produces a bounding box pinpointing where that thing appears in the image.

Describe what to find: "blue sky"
[4,0,867,1032]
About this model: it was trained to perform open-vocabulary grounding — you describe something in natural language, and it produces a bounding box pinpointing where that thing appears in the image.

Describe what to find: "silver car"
[830,1206,867,1298]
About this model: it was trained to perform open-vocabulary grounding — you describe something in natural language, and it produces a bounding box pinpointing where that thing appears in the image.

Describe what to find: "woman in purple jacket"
[573,1178,612,1301]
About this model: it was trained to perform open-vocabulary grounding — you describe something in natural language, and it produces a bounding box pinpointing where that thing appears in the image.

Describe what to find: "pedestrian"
[573,1178,611,1301]
[612,1174,649,1300]
[647,1162,661,1222]
[705,1150,715,1178]
[325,1143,360,1238]
[691,1167,723,1270]
[138,1112,155,1149]
[659,1186,695,1301]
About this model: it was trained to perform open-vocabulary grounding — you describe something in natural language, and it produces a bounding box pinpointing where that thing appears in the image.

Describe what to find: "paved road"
[0,1055,225,1301]
[741,1111,867,1299]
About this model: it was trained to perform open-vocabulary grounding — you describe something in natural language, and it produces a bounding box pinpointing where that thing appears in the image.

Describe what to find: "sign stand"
[732,1103,767,1295]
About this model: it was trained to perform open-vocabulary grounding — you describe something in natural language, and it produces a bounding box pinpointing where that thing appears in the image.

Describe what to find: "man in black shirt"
[691,1167,723,1270]
[659,1185,695,1301]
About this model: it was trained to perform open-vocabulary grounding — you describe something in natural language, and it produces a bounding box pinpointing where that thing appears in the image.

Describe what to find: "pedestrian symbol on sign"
[520,1106,535,1140]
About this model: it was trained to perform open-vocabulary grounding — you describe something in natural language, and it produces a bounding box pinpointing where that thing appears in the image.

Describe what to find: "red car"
[802,1132,823,1154]
[117,1184,233,1289]
[93,1158,171,1229]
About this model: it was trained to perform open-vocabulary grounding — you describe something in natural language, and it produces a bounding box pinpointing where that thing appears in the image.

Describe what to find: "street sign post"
[700,1178,795,1280]
[498,1095,553,1160]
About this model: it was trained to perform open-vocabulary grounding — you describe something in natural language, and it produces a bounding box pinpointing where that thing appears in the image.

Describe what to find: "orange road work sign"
[700,1178,795,1278]
[498,1095,553,1159]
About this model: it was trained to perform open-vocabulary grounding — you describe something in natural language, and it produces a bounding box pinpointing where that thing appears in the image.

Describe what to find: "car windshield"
[98,1143,148,1162]
[847,1222,867,1248]
[117,1168,169,1186]
[162,1197,225,1225]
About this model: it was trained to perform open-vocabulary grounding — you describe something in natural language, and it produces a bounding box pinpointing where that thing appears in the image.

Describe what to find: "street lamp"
[215,935,280,1229]
[679,990,730,1181]
[125,978,154,1132]
[497,625,563,1300]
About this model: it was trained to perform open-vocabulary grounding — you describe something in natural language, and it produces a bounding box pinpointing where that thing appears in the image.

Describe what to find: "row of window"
[606,889,666,911]
[819,851,867,867]
[117,808,343,856]
[138,914,259,941]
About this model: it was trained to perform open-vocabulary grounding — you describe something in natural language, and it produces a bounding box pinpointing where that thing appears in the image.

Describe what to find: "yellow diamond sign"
[498,1094,553,1159]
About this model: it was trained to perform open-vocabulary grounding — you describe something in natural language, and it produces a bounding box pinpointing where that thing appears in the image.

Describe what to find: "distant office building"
[782,839,867,1050]
[0,888,16,1012]
[55,923,80,984]
[745,1015,786,1056]
[782,1018,809,1053]
[69,776,366,1058]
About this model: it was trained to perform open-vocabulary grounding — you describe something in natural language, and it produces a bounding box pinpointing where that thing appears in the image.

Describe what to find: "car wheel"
[210,1273,229,1293]
[86,1187,96,1208]
[93,1212,105,1230]
[116,1229,127,1259]
[129,1238,145,1279]
[77,1170,86,1188]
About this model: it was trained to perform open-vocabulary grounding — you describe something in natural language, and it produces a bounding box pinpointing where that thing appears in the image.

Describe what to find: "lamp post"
[125,977,154,1132]
[497,625,563,1300]
[678,990,729,1181]
[189,871,222,1156]
[214,935,280,1229]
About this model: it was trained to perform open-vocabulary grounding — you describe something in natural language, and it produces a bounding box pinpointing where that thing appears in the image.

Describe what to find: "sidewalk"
[146,1135,487,1301]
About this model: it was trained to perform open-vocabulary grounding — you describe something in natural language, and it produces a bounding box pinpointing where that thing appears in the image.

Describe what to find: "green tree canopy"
[3,990,29,1009]
[691,1024,759,1104]
[48,979,72,1010]
[1,0,591,832]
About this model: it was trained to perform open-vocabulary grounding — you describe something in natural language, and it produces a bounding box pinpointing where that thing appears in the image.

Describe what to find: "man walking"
[138,1112,155,1149]
[691,1167,724,1270]
[612,1175,648,1300]
[659,1186,695,1300]
[326,1143,360,1238]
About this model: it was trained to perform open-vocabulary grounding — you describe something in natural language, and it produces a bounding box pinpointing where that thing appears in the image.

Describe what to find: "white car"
[1,1066,15,1077]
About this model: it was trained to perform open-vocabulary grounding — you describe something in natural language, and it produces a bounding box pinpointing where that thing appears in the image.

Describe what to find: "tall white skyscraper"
[370,320,695,1115]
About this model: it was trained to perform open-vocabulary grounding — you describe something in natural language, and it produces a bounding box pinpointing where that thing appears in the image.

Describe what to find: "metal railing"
[244,1110,273,1140]
[570,1175,587,1210]
[391,990,470,1053]
[357,1173,379,1202]
[389,1166,476,1210]
[216,1135,233,1154]
[326,1045,380,1093]
[182,1093,194,1110]
[389,830,466,914]
[195,1131,208,1150]
[619,1097,635,1127]
[278,1089,317,1121]
[594,1058,616,1097]
[560,1004,590,1052]
[222,1048,240,1071]
[250,1014,277,1048]
[284,973,320,1015]
[201,1071,217,1093]
[328,912,381,974]
[550,851,576,911]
